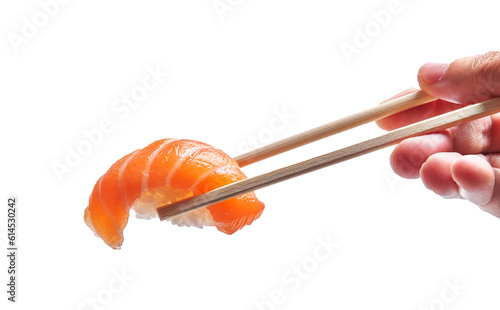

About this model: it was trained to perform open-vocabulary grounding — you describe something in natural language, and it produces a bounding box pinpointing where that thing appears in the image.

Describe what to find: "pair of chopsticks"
[157,91,500,220]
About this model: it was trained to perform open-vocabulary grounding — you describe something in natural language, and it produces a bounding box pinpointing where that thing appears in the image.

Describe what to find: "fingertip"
[418,62,449,86]
[377,98,459,132]
[451,155,495,206]
[420,153,461,198]
[390,133,453,179]
[418,52,500,105]
[390,140,421,179]
[376,88,420,131]
[417,62,459,104]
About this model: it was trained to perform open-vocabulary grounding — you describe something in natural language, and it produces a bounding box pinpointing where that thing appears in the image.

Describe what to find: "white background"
[1,0,500,309]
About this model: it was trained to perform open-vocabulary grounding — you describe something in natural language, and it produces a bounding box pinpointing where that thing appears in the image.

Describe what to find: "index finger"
[376,88,463,131]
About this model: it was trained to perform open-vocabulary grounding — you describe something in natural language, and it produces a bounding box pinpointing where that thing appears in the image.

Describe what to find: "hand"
[377,51,500,218]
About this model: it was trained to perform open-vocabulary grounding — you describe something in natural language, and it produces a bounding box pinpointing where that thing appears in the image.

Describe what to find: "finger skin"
[451,155,495,207]
[483,169,500,218]
[420,153,462,199]
[376,96,460,131]
[418,51,500,104]
[379,51,500,218]
[389,113,500,179]
[390,132,453,179]
[420,153,500,218]
[378,51,500,132]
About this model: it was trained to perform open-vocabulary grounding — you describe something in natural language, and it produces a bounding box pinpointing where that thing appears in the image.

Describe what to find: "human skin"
[376,51,500,218]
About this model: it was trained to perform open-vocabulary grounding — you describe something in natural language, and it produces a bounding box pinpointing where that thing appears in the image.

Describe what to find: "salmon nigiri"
[84,138,265,249]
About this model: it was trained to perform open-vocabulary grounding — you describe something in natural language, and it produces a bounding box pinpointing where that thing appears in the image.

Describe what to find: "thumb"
[418,51,500,104]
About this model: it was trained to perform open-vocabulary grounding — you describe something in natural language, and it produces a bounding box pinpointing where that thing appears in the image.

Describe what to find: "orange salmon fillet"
[84,138,265,249]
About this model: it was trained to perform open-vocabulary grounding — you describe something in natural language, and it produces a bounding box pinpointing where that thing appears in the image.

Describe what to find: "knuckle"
[471,51,500,95]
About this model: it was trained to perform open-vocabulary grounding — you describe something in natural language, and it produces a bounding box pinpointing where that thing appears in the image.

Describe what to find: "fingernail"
[419,62,449,85]
[457,185,469,201]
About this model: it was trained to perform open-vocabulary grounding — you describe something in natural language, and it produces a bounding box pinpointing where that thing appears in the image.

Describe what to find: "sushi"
[84,138,265,249]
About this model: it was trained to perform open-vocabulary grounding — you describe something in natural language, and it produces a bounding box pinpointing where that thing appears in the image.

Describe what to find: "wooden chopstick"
[157,97,500,220]
[234,90,436,167]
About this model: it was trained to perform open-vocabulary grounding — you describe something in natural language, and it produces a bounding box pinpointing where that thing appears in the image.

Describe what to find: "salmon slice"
[84,138,265,249]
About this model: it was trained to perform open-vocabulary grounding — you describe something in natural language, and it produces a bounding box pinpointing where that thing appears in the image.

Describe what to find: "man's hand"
[377,52,500,217]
